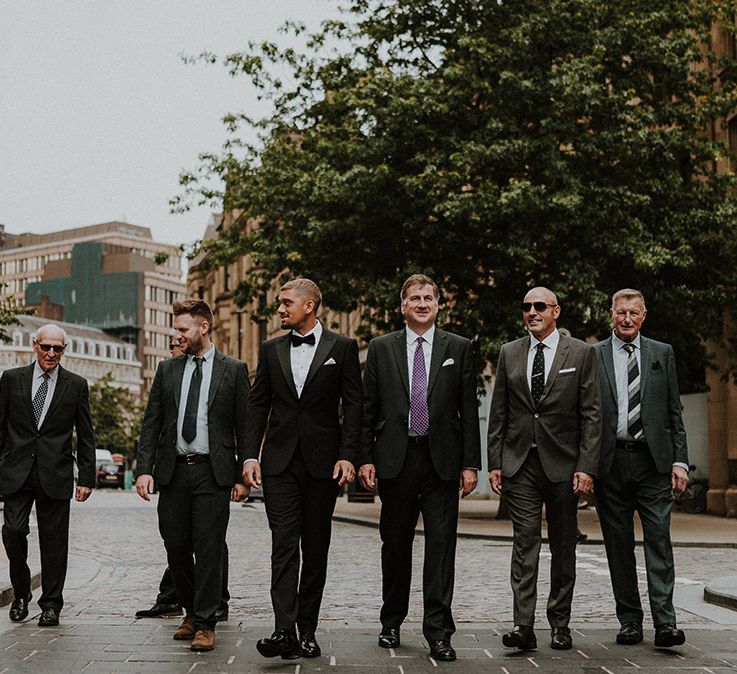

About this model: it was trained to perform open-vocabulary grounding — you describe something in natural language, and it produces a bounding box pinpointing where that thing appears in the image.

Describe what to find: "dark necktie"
[531,342,545,404]
[291,332,316,347]
[32,372,50,427]
[410,337,429,435]
[182,357,203,443]
[622,343,644,440]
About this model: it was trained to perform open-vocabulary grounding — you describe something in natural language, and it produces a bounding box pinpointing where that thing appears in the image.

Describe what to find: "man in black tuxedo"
[136,300,250,652]
[359,274,481,662]
[594,289,689,648]
[0,323,95,626]
[488,287,600,651]
[243,278,362,660]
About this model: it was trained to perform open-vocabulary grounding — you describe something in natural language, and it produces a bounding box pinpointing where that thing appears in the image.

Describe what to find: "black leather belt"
[408,436,429,448]
[175,453,210,464]
[615,440,648,452]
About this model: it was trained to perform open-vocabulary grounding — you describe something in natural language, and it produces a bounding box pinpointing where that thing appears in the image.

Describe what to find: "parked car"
[97,462,125,489]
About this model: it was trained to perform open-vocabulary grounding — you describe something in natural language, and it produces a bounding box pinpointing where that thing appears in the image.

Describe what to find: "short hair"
[280,278,322,312]
[35,323,67,344]
[400,274,439,302]
[611,288,646,310]
[173,299,214,333]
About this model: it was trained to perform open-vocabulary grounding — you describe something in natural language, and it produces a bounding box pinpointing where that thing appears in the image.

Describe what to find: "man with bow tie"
[594,289,689,649]
[243,278,362,660]
[488,287,600,652]
[359,274,481,662]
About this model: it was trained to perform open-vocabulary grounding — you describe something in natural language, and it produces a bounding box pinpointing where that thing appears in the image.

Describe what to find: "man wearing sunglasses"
[0,323,96,627]
[488,287,600,652]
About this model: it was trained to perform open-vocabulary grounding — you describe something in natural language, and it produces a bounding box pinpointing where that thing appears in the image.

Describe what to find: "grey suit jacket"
[594,335,688,477]
[136,349,250,487]
[487,333,601,482]
[361,327,481,481]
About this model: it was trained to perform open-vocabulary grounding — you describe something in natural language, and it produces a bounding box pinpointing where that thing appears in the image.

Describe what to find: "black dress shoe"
[502,625,537,650]
[256,629,301,659]
[550,626,572,650]
[38,607,59,627]
[214,606,229,622]
[616,622,643,645]
[654,623,685,648]
[429,640,456,662]
[9,595,30,622]
[135,602,183,618]
[300,632,321,658]
[378,627,400,648]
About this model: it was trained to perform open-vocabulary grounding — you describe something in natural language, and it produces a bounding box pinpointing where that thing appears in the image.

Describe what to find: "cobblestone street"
[1,491,736,672]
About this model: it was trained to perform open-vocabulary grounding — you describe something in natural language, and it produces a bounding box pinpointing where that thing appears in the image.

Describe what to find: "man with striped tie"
[594,289,689,648]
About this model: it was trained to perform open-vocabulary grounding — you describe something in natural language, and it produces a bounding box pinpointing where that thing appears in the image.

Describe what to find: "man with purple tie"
[359,274,481,662]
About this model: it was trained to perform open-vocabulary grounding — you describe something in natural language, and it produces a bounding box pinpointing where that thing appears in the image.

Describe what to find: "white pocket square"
[442,358,455,367]
[323,357,337,366]
[559,367,576,374]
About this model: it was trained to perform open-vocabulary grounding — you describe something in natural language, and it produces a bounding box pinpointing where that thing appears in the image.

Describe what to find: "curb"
[704,575,737,611]
[0,573,41,608]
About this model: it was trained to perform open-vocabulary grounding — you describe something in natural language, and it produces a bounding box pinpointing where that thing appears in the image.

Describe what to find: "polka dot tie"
[33,372,50,427]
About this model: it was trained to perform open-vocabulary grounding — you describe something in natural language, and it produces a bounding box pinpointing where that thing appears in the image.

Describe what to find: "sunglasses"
[37,343,66,353]
[521,302,556,313]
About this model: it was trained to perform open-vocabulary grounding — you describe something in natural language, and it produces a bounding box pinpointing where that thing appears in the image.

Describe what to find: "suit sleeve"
[460,339,481,470]
[575,344,601,476]
[74,378,96,488]
[242,342,272,461]
[487,345,508,471]
[360,339,379,467]
[0,371,9,458]
[136,360,165,477]
[338,339,363,466]
[666,345,688,466]
[234,360,251,477]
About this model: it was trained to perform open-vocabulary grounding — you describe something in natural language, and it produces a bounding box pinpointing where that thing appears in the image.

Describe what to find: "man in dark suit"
[488,287,600,651]
[594,288,689,648]
[243,278,362,661]
[136,299,250,652]
[359,274,481,663]
[0,323,95,626]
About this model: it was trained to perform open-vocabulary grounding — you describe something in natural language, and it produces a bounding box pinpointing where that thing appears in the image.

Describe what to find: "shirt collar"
[529,328,560,353]
[189,344,215,363]
[612,331,641,351]
[406,324,435,346]
[292,321,323,342]
[33,361,59,381]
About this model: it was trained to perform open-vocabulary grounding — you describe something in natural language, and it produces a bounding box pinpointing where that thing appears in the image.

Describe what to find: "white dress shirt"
[291,321,322,397]
[406,324,434,432]
[176,344,215,455]
[31,362,59,428]
[526,328,560,391]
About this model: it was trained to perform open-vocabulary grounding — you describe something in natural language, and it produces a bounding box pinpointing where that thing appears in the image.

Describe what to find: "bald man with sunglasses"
[0,323,96,627]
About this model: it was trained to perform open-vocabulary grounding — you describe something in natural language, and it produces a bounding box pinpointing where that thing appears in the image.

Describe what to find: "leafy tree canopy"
[89,373,144,462]
[177,0,737,390]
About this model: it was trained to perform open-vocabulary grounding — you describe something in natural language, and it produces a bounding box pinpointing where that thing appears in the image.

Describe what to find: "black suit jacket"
[594,335,688,477]
[0,364,96,500]
[487,333,601,482]
[243,328,362,478]
[361,328,481,481]
[136,349,250,487]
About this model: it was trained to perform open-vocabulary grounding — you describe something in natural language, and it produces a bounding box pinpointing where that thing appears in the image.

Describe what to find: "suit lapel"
[42,366,70,427]
[539,335,570,403]
[600,337,618,403]
[427,330,449,397]
[21,364,36,422]
[207,350,225,409]
[391,330,410,398]
[639,336,652,400]
[303,330,337,391]
[276,334,299,399]
[173,355,187,408]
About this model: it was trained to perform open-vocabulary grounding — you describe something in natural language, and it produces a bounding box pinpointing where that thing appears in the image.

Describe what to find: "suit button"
[534,413,539,419]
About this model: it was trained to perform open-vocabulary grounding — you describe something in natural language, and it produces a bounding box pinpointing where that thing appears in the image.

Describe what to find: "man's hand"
[333,460,355,487]
[358,464,376,492]
[573,471,594,496]
[75,486,92,502]
[135,474,154,502]
[672,465,689,495]
[231,483,249,502]
[489,469,503,495]
[459,469,477,497]
[243,460,262,488]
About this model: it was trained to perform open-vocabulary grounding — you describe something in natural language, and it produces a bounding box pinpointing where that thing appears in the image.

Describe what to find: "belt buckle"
[185,454,197,465]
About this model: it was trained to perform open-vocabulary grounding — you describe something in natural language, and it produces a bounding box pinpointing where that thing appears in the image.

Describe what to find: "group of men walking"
[0,274,689,661]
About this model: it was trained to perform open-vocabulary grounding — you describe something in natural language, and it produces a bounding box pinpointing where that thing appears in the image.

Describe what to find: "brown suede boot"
[191,629,215,651]
[173,616,196,640]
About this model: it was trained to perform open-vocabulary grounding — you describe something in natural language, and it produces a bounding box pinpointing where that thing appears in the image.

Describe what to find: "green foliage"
[89,373,145,462]
[179,0,737,390]
[0,291,24,343]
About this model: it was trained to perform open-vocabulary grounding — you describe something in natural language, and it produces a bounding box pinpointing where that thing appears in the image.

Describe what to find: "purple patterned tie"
[410,336,429,435]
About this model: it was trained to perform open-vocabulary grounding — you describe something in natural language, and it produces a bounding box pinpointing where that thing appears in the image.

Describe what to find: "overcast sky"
[1,1,341,248]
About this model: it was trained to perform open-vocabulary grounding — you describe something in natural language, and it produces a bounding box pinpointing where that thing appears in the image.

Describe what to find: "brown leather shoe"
[173,616,196,640]
[191,629,215,651]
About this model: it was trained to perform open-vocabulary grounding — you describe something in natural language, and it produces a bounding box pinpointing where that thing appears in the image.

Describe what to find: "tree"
[88,373,144,463]
[178,0,737,387]
[0,290,24,342]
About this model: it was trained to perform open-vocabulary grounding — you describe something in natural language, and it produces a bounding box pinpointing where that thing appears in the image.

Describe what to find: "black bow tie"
[291,333,316,347]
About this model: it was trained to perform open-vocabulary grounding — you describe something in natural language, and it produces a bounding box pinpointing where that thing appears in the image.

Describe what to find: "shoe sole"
[616,636,643,645]
[655,636,685,648]
[502,635,537,650]
[191,644,214,651]
[256,643,301,659]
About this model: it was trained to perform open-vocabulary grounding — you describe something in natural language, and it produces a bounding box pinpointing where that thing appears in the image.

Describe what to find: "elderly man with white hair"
[0,323,96,626]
